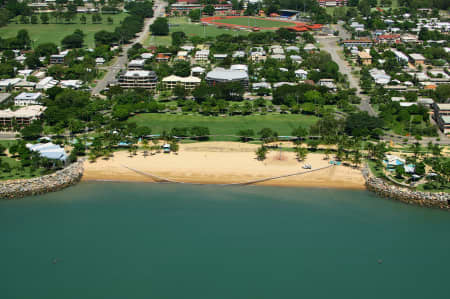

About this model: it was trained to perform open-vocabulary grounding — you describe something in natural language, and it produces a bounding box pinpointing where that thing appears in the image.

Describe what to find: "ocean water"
[1,182,450,299]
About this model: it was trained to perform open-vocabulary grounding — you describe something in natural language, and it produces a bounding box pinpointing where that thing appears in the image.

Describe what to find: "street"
[318,24,377,117]
[91,1,167,95]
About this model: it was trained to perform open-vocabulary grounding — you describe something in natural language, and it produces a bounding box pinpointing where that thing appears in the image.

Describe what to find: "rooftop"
[0,93,11,103]
[206,67,248,81]
[358,51,372,59]
[15,92,42,101]
[436,103,450,110]
[123,70,156,77]
[0,105,46,118]
[410,53,426,61]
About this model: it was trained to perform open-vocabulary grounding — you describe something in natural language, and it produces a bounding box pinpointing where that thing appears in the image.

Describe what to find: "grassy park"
[0,13,128,47]
[145,17,250,46]
[129,113,318,140]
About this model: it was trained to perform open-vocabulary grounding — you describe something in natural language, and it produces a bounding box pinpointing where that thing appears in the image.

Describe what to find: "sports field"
[0,13,127,47]
[145,17,250,46]
[213,17,297,28]
[129,114,318,139]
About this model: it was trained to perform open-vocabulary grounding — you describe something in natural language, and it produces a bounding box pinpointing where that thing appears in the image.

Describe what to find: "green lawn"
[129,113,318,140]
[0,13,128,47]
[145,17,250,46]
[0,155,49,180]
[211,17,296,28]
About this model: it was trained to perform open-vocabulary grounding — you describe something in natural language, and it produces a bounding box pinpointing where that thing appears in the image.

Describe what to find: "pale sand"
[82,142,366,189]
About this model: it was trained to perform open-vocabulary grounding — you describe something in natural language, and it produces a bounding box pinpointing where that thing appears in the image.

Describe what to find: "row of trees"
[95,1,154,46]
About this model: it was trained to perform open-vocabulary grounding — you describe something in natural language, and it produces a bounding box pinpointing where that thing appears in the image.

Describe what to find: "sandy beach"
[82,142,366,189]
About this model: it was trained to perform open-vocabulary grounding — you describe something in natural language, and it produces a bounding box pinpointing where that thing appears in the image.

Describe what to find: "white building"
[161,75,201,91]
[295,69,308,80]
[391,50,409,64]
[60,80,83,89]
[36,77,58,90]
[369,68,391,85]
[14,92,42,106]
[195,50,210,62]
[0,105,46,127]
[0,78,22,91]
[191,66,205,77]
[128,59,146,70]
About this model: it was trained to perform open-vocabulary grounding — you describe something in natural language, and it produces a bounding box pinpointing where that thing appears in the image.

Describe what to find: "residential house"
[128,59,146,70]
[409,53,426,66]
[295,69,308,80]
[376,34,401,44]
[358,51,372,65]
[175,51,189,61]
[13,80,36,91]
[95,57,106,65]
[0,78,21,92]
[433,103,450,135]
[304,43,317,53]
[191,66,205,77]
[50,50,69,64]
[369,68,391,85]
[318,78,337,91]
[341,38,373,48]
[36,77,58,90]
[60,80,83,89]
[391,49,409,64]
[0,93,11,105]
[195,50,210,62]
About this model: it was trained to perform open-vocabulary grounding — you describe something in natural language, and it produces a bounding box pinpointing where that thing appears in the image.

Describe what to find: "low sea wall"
[365,176,450,210]
[0,160,84,199]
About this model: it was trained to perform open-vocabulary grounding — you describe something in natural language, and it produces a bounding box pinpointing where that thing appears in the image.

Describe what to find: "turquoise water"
[1,182,450,299]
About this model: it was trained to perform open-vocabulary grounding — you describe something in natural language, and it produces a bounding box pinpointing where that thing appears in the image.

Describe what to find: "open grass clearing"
[0,13,128,47]
[128,113,318,141]
[145,17,250,46]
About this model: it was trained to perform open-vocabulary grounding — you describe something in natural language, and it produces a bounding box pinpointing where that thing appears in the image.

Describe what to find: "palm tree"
[324,148,332,160]
[352,150,362,168]
[432,144,441,158]
[410,142,422,161]
[256,146,268,161]
[295,146,308,161]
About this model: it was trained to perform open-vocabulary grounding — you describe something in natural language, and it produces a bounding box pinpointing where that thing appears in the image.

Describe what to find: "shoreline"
[81,175,367,190]
[82,142,367,190]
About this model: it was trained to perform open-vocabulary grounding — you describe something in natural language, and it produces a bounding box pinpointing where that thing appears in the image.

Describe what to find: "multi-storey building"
[118,70,158,90]
[162,75,201,91]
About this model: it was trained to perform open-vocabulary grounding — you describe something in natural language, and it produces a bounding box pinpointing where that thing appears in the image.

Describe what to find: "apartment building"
[118,70,158,90]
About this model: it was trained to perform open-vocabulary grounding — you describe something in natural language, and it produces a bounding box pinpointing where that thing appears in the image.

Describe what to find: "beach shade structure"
[26,143,67,161]
[163,144,171,153]
[118,141,131,147]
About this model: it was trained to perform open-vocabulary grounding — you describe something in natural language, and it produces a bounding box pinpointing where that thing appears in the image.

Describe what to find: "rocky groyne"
[0,161,84,199]
[366,176,450,210]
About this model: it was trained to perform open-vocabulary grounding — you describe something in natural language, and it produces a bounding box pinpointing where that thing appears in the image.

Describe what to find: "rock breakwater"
[366,176,450,210]
[0,161,84,199]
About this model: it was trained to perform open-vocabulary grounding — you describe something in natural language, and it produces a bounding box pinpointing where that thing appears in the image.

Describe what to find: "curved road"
[92,1,167,95]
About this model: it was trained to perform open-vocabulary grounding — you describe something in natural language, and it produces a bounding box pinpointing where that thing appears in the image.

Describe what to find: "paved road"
[92,1,167,95]
[318,25,377,117]
[318,26,449,145]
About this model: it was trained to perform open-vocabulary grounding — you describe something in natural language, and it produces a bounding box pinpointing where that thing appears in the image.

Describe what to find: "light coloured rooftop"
[0,105,46,118]
[409,53,426,61]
